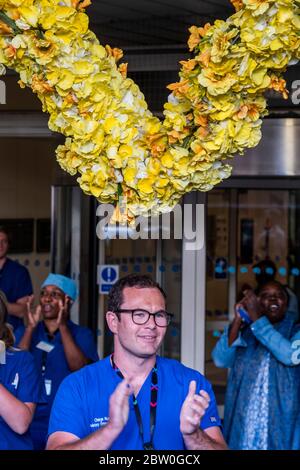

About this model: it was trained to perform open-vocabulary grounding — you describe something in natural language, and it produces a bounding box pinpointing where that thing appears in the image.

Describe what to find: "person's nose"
[269,294,277,300]
[41,293,52,302]
[145,313,157,328]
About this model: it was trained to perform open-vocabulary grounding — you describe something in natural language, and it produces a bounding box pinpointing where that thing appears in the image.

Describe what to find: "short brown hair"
[108,274,166,313]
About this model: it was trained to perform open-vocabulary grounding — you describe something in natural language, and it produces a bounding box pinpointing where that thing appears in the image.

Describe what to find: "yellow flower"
[211,26,239,63]
[137,179,154,195]
[0,0,298,221]
[198,69,237,96]
[244,0,272,16]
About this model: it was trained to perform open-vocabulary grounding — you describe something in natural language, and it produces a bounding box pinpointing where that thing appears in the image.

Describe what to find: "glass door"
[206,187,300,414]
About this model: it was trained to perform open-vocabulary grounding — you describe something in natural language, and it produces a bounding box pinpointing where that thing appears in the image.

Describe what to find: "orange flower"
[269,76,289,99]
[64,92,79,105]
[196,126,209,138]
[198,50,211,67]
[31,75,54,94]
[236,104,260,120]
[230,0,244,11]
[4,45,16,59]
[198,23,211,38]
[167,79,189,96]
[194,114,208,128]
[188,24,211,52]
[105,45,123,62]
[147,133,167,157]
[118,62,127,78]
[72,0,92,10]
[179,59,197,72]
[0,20,13,35]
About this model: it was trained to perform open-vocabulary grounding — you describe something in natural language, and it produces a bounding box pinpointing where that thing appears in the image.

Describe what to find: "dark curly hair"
[108,274,166,314]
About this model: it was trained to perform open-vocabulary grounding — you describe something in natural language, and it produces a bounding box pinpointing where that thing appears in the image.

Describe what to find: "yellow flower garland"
[0,0,299,220]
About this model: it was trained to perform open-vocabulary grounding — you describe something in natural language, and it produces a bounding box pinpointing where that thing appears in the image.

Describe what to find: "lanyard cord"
[41,332,55,376]
[111,354,158,450]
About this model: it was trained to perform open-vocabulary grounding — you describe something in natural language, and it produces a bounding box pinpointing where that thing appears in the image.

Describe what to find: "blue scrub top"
[0,258,33,330]
[14,320,99,449]
[49,356,221,450]
[0,348,41,450]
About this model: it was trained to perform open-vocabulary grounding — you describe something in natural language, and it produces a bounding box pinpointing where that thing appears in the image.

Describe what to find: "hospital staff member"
[15,274,99,449]
[0,290,41,450]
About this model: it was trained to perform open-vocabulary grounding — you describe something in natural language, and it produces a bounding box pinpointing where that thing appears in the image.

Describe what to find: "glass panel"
[205,189,230,407]
[161,238,182,360]
[237,190,289,292]
[206,187,300,417]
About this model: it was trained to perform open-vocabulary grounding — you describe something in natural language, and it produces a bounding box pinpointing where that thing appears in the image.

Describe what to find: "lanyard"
[111,355,158,450]
[41,332,55,376]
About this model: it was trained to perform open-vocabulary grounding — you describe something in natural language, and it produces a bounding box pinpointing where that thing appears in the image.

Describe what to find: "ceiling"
[87,0,234,48]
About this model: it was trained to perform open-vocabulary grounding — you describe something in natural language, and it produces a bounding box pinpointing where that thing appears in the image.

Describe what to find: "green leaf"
[117,182,123,197]
[0,11,21,34]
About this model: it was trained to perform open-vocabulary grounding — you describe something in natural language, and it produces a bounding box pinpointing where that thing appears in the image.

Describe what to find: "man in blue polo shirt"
[0,226,33,330]
[47,274,227,450]
[15,273,99,449]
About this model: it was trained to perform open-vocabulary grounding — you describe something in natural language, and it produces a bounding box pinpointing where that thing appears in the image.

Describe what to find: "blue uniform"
[0,348,41,450]
[0,258,33,330]
[48,356,221,450]
[14,320,99,449]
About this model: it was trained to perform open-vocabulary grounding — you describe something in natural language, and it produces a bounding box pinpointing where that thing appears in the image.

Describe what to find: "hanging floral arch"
[0,0,299,220]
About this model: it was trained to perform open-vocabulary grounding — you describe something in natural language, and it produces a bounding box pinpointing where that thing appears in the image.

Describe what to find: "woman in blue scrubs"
[0,291,41,450]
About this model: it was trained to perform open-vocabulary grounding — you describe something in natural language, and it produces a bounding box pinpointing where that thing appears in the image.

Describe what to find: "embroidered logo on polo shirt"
[90,417,109,428]
[11,373,19,390]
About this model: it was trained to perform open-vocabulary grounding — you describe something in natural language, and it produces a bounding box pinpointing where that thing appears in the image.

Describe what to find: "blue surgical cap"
[41,274,77,301]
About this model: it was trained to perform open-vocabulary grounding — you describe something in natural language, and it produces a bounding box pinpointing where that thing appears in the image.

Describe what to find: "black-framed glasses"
[115,309,174,327]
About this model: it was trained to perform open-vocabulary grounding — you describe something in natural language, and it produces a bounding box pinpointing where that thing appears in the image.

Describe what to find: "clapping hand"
[108,379,132,434]
[180,380,210,436]
[56,297,70,327]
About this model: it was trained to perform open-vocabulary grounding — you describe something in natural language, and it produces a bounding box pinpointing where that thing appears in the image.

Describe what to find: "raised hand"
[25,296,41,329]
[180,380,210,436]
[240,288,261,322]
[56,297,69,327]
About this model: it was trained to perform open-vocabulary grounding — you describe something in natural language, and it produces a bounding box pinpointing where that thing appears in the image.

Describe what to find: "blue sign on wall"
[98,265,119,294]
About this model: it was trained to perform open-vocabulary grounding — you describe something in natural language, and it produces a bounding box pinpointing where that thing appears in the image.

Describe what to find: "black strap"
[41,332,55,376]
[111,355,158,450]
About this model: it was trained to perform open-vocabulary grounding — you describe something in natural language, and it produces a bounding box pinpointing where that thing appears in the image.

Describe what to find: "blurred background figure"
[0,226,33,331]
[212,280,300,449]
[239,259,299,322]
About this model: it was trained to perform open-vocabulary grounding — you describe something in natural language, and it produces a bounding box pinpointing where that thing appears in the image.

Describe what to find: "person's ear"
[106,311,119,334]
[65,295,73,307]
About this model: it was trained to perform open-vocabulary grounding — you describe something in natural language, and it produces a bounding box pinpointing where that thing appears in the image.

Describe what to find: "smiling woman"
[212,279,300,449]
[0,0,299,220]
